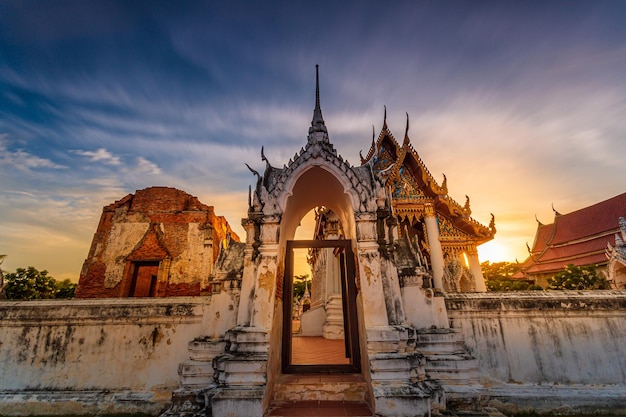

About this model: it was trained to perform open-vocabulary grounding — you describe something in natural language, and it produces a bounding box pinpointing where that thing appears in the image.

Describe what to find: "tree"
[292,274,310,300]
[3,266,77,300]
[481,261,542,291]
[547,264,609,290]
[55,279,77,299]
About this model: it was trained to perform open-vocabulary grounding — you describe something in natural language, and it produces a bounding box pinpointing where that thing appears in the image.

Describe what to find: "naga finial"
[403,112,410,145]
[261,146,272,169]
[382,105,388,129]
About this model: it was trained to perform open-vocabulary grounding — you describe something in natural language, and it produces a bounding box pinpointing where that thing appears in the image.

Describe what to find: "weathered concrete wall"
[446,291,626,412]
[0,297,212,415]
[446,291,626,384]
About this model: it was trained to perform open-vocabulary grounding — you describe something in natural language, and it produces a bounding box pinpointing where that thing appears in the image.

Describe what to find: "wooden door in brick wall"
[129,262,159,297]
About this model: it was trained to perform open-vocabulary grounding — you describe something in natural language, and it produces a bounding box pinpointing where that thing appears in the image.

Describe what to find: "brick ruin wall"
[76,187,238,298]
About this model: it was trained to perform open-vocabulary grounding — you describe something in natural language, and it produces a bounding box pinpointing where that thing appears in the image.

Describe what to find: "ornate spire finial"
[315,65,321,110]
[311,65,325,127]
[308,65,328,143]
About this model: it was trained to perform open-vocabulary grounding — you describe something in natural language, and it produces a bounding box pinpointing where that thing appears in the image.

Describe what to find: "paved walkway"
[291,336,350,365]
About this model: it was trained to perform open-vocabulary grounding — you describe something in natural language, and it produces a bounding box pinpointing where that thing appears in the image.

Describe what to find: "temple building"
[360,113,495,293]
[73,67,498,416]
[516,193,626,287]
[76,186,239,298]
[3,67,626,417]
[162,66,497,417]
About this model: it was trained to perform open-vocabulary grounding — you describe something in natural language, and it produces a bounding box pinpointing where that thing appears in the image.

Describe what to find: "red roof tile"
[521,193,626,277]
[550,194,626,245]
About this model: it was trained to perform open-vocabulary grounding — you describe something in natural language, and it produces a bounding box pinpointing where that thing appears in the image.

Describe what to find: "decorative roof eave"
[398,137,448,197]
[360,110,401,165]
[361,112,496,242]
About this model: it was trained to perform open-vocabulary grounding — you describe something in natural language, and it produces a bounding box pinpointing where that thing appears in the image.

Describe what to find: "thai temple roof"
[361,109,496,245]
[519,193,626,275]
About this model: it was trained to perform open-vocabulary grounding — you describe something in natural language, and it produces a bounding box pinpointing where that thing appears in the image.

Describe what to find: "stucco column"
[467,246,486,292]
[424,203,444,290]
[249,216,280,329]
[237,218,257,326]
[355,213,389,328]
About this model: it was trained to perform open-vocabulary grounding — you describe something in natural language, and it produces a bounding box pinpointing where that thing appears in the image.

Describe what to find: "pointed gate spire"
[308,65,329,144]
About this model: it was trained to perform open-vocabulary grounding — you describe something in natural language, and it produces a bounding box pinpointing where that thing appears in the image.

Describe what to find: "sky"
[1,1,625,281]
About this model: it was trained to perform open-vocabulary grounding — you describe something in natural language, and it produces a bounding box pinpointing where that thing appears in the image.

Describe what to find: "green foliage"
[55,278,77,299]
[4,266,76,300]
[481,261,542,291]
[486,276,542,291]
[481,261,522,280]
[292,274,310,300]
[547,264,609,290]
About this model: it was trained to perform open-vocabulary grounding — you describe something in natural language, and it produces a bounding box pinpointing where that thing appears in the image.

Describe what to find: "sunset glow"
[1,2,625,280]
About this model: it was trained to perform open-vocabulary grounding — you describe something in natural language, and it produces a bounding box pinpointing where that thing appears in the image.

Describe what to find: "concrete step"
[266,400,373,417]
[425,355,480,385]
[178,359,214,388]
[187,338,226,361]
[214,353,268,386]
[415,331,467,355]
[272,374,368,403]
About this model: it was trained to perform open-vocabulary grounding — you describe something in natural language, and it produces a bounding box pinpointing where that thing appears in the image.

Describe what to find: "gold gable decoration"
[362,113,496,246]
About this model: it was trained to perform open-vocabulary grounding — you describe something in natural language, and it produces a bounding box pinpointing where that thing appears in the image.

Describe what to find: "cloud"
[72,148,121,165]
[135,157,161,175]
[0,136,68,170]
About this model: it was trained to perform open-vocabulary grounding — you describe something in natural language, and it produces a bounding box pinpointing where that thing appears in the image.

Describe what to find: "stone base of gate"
[210,386,265,417]
[372,381,444,417]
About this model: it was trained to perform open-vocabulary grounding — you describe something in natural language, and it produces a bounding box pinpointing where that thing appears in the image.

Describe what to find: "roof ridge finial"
[383,105,388,129]
[403,112,410,145]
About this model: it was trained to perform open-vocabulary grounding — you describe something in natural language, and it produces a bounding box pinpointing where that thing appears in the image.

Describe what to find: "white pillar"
[467,246,486,292]
[424,203,445,291]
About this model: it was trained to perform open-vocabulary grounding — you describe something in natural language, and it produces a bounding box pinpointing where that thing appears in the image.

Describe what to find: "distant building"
[516,193,626,287]
[76,187,239,298]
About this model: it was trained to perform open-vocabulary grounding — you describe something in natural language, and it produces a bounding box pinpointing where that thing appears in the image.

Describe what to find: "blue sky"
[1,1,625,280]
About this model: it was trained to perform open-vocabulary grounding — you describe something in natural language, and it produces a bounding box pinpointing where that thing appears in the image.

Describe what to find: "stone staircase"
[415,329,486,410]
[265,374,373,416]
[415,329,479,384]
[160,337,225,416]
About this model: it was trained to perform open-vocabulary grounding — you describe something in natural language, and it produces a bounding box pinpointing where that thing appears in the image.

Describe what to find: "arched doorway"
[282,238,360,373]
[277,167,362,374]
